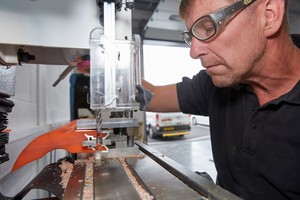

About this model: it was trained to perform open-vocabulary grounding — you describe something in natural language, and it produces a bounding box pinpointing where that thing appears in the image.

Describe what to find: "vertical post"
[103,2,116,108]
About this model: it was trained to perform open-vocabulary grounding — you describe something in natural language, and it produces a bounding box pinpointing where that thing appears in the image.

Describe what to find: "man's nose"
[189,37,208,59]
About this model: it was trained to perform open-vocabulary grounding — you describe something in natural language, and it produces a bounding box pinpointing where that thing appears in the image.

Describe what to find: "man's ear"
[263,0,285,37]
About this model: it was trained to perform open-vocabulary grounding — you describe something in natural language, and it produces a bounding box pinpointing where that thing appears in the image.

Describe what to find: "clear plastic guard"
[89,27,141,111]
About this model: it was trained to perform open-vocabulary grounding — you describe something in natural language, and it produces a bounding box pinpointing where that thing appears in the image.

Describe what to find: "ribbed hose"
[0,96,14,164]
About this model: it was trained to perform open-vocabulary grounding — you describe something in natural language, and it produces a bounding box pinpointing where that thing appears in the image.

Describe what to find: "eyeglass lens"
[193,16,216,40]
[182,32,192,46]
[181,16,217,46]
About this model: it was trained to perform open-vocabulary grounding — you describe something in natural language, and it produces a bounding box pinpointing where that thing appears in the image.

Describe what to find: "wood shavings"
[59,160,74,189]
[83,157,94,200]
[75,156,95,200]
[60,154,153,200]
[118,157,154,200]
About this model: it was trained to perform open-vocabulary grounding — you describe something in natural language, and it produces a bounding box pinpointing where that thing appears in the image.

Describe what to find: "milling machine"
[0,0,242,199]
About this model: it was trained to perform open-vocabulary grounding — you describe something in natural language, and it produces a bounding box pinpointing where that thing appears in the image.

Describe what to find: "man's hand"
[135,85,153,111]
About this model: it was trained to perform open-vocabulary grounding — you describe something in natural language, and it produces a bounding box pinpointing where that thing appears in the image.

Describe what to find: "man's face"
[186,0,265,87]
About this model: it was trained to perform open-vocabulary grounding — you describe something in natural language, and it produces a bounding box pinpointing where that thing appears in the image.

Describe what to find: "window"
[143,41,204,85]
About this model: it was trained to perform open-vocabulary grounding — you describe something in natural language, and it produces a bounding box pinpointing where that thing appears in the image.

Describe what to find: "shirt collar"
[281,80,300,104]
[235,81,300,105]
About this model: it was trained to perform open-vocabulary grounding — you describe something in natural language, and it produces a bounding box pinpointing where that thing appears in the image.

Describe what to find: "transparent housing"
[89,27,141,110]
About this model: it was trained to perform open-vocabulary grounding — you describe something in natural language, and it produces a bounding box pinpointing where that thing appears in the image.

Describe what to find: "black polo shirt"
[177,70,300,200]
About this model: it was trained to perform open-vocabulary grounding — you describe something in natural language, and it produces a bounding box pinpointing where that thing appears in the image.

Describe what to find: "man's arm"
[139,79,181,112]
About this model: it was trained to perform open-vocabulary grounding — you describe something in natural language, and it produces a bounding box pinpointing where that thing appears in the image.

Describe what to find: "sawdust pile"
[118,157,154,200]
[59,155,153,200]
[59,159,74,189]
[77,157,94,200]
[59,158,94,199]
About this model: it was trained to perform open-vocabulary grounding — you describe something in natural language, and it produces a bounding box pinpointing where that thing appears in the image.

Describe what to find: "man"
[136,0,300,199]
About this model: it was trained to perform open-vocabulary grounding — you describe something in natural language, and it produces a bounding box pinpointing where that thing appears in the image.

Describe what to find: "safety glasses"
[181,0,256,46]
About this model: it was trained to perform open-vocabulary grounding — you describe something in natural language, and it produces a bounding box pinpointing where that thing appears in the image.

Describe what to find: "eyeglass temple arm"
[222,0,256,21]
